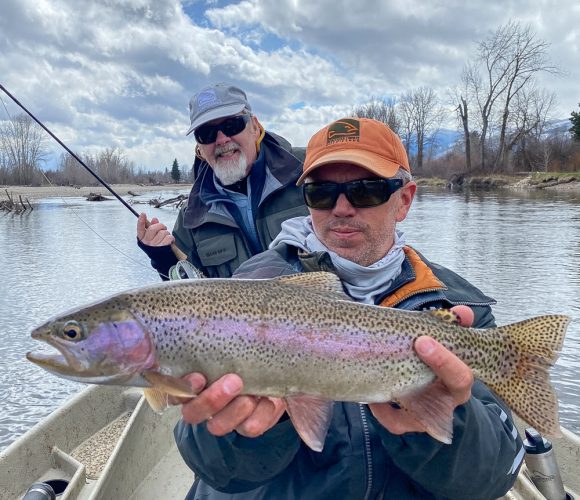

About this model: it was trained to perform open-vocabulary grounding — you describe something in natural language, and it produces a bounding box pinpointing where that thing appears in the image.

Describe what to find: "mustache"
[215,143,241,157]
[324,220,367,232]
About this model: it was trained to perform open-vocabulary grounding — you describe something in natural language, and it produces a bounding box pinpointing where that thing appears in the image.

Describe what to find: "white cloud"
[0,0,577,171]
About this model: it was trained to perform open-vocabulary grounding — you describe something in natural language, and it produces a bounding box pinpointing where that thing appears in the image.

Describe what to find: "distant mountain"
[415,118,572,158]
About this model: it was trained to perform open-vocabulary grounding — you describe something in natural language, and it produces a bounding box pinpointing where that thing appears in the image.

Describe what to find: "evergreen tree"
[570,103,580,141]
[170,158,181,183]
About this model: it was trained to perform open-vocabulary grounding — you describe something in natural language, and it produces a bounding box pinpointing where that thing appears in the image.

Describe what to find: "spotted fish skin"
[27,272,569,449]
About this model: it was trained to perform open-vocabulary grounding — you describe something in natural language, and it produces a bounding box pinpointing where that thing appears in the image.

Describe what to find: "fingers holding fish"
[235,397,287,438]
[415,336,473,405]
[167,372,207,406]
[368,400,427,436]
[180,374,244,428]
[369,336,474,440]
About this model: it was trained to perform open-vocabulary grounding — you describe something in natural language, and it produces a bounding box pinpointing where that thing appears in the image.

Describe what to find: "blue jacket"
[174,243,524,499]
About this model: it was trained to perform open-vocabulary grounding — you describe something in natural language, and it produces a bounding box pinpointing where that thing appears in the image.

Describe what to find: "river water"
[0,187,578,451]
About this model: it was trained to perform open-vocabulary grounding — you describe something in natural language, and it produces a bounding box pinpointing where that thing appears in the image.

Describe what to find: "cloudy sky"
[1,0,578,171]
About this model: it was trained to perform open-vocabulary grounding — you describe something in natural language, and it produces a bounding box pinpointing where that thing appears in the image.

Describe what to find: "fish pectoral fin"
[142,370,196,398]
[426,309,460,325]
[395,383,456,444]
[285,395,334,452]
[143,387,169,413]
[273,272,351,301]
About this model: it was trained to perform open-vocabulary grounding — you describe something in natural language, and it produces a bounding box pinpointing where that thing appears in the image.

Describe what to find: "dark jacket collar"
[182,131,303,229]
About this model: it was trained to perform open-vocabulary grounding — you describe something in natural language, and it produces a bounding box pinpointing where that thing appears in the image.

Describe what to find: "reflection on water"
[0,187,579,451]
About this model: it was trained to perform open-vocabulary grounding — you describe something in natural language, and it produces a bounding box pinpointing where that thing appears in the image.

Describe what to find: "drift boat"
[0,385,577,499]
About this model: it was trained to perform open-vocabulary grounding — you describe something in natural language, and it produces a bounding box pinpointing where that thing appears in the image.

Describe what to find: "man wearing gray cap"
[137,83,308,278]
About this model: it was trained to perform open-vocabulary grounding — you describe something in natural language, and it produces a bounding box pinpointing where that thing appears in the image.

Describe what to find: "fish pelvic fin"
[285,395,334,452]
[485,314,570,438]
[142,371,197,413]
[143,387,170,413]
[394,383,456,444]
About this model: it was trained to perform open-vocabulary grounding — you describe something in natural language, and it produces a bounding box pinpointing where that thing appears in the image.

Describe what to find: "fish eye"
[62,321,84,341]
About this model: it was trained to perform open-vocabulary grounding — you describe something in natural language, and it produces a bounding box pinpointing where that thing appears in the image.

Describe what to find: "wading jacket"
[138,132,307,278]
[174,242,524,500]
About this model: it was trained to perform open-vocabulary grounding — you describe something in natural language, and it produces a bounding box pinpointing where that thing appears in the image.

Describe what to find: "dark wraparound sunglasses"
[303,178,404,209]
[194,114,251,144]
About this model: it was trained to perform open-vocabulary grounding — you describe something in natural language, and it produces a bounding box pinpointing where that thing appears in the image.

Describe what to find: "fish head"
[26,298,157,386]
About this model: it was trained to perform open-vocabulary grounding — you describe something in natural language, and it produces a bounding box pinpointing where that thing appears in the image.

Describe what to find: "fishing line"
[0,91,174,280]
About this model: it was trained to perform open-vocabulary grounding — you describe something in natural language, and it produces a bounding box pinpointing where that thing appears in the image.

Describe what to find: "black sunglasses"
[194,114,251,144]
[303,178,404,210]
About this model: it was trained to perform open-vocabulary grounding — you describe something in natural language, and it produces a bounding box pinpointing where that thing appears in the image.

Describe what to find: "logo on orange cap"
[327,119,360,143]
[297,117,410,185]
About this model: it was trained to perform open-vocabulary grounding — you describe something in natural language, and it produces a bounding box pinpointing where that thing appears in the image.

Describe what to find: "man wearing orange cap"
[173,118,523,499]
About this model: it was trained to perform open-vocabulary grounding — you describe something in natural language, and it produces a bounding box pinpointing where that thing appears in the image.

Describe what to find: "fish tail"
[484,314,569,438]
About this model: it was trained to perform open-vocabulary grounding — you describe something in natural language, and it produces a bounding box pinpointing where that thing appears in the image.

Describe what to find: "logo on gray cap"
[186,83,252,136]
[196,90,220,110]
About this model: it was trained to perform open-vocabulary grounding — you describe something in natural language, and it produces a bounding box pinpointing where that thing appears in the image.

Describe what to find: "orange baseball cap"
[297,117,410,185]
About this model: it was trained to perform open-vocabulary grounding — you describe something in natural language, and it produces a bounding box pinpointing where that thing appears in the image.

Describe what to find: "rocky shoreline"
[417,174,580,192]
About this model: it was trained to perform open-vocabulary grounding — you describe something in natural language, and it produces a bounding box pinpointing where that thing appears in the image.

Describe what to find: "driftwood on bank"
[1,189,33,214]
[131,194,188,209]
[85,192,112,202]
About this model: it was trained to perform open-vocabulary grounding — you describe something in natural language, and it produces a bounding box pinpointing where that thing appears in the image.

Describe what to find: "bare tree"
[494,22,559,171]
[352,96,401,135]
[398,98,414,160]
[450,63,481,172]
[0,113,47,184]
[510,88,557,171]
[473,21,559,172]
[400,87,443,172]
[54,148,135,186]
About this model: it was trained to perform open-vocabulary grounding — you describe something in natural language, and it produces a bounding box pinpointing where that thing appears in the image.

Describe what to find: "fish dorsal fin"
[426,309,460,325]
[284,394,334,452]
[142,370,196,413]
[273,272,350,301]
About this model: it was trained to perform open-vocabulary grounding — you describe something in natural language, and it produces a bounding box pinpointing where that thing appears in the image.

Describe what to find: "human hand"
[137,212,175,246]
[172,373,287,438]
[369,335,474,438]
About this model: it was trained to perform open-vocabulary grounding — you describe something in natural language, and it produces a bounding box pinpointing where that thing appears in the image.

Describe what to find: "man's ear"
[253,117,265,152]
[195,145,204,160]
[395,181,416,222]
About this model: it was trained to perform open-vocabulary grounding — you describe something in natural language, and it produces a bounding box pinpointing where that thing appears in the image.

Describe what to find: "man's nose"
[332,193,356,216]
[215,130,230,145]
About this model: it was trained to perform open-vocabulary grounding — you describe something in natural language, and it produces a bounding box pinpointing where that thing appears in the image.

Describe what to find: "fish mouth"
[26,350,71,372]
[27,332,98,378]
[26,336,86,375]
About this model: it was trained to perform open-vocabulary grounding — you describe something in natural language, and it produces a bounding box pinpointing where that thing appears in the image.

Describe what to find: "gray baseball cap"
[186,83,252,136]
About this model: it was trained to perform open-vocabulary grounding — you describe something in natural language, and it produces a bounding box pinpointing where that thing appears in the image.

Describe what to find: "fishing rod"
[0,83,139,217]
[0,83,189,262]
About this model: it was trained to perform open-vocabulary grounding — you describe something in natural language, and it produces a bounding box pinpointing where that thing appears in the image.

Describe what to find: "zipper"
[388,287,496,309]
[359,404,373,500]
[387,287,444,307]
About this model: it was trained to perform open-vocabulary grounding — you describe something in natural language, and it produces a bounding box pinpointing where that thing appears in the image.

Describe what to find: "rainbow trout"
[27,272,569,451]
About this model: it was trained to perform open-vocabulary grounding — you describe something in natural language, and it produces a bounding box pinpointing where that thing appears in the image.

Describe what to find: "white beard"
[212,144,249,186]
